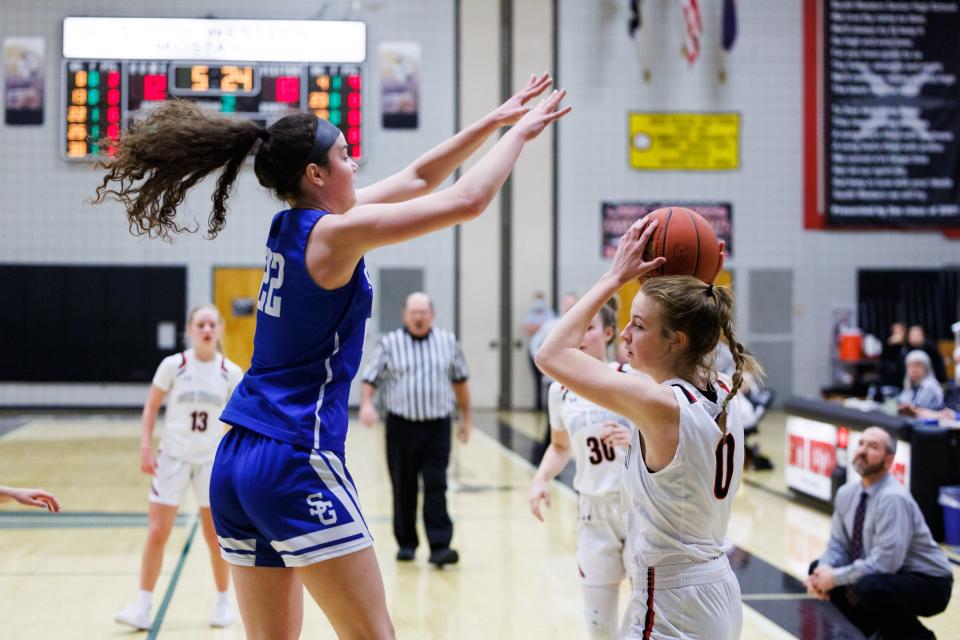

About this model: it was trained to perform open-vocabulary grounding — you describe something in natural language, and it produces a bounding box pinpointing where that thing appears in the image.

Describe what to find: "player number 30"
[258,249,285,318]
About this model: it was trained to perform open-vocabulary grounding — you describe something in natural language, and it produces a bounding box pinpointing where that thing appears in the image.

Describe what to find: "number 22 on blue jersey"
[258,249,285,318]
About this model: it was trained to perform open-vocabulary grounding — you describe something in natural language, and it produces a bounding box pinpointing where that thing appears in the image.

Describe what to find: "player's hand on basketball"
[607,216,667,285]
[9,487,61,512]
[140,445,158,475]
[359,402,379,428]
[528,481,551,522]
[490,72,552,126]
[511,88,572,142]
[600,422,631,448]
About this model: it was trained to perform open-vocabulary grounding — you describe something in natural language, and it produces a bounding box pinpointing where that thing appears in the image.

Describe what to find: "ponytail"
[714,287,763,433]
[91,100,262,240]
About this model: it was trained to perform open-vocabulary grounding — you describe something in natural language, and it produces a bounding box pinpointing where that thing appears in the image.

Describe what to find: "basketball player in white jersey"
[536,216,761,640]
[115,305,244,631]
[529,300,639,639]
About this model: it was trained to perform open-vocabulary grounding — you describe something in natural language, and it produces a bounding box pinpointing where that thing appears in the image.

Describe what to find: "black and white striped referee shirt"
[361,328,470,422]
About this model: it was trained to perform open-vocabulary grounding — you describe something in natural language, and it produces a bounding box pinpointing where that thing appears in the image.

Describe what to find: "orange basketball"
[641,207,722,283]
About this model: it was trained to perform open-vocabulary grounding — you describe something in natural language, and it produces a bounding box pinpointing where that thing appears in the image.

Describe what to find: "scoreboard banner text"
[61,18,366,162]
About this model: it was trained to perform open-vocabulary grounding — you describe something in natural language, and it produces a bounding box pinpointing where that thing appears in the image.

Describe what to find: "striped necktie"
[848,492,868,559]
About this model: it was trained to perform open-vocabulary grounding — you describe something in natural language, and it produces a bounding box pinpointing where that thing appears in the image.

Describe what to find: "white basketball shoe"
[114,600,152,630]
[210,598,238,627]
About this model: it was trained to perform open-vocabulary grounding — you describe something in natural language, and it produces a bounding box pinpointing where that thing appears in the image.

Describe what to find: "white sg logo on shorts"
[306,493,338,525]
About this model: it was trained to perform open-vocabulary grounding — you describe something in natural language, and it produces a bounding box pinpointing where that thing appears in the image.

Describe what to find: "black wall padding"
[858,269,960,341]
[0,265,186,383]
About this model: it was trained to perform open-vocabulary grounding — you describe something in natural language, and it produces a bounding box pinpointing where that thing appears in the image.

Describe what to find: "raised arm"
[309,89,571,288]
[535,217,673,433]
[356,73,552,205]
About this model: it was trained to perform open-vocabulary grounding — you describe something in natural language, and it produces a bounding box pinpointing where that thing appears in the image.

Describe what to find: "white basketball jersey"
[152,349,244,463]
[621,378,743,569]
[548,362,636,497]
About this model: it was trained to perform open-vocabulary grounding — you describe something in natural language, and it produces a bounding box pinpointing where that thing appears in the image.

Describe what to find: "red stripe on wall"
[803,0,822,230]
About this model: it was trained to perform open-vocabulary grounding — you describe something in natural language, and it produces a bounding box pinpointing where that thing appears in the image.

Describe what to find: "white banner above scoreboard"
[62,17,367,63]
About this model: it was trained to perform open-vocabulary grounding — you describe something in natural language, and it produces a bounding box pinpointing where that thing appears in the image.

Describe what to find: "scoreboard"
[62,18,366,161]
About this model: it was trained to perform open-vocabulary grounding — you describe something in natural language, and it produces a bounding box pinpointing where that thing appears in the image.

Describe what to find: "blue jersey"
[221,208,373,453]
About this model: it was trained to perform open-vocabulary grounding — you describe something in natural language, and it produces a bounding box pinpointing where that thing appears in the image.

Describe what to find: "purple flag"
[722,0,737,51]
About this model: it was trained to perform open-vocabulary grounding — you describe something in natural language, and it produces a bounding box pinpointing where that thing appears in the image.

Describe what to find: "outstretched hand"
[491,72,554,127]
[511,88,572,142]
[607,216,667,285]
[4,487,61,512]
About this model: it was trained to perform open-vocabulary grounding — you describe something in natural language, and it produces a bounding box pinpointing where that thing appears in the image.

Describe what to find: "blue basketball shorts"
[210,425,373,568]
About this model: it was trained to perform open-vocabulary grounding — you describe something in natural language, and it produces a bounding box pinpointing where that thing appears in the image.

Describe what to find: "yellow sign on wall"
[628,113,740,171]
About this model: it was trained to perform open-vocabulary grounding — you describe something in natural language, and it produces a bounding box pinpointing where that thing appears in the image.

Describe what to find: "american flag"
[681,0,702,64]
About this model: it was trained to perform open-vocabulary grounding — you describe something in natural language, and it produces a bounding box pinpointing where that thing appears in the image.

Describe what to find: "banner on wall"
[379,41,420,129]
[3,37,45,126]
[785,416,838,502]
[628,112,739,170]
[820,2,960,227]
[601,201,732,259]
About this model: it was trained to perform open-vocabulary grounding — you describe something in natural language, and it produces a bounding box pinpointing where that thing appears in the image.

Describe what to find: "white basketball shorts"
[620,554,742,640]
[148,450,213,508]
[577,493,630,587]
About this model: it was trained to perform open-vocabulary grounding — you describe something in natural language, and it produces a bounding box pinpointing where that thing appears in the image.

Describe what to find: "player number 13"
[258,249,285,318]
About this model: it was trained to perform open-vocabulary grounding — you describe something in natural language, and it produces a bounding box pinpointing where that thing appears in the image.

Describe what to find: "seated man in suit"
[806,427,954,639]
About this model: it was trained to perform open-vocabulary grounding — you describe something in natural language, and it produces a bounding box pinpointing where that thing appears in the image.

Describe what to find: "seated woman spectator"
[896,350,944,411]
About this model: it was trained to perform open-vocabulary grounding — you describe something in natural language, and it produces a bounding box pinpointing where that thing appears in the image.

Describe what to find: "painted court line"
[147,515,199,640]
[742,593,817,601]
[0,511,193,529]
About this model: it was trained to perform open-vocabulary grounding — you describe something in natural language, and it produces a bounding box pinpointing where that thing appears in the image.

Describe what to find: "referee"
[360,292,471,567]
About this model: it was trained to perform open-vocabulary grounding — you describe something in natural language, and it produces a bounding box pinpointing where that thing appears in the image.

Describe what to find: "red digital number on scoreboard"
[144,75,167,101]
[274,76,300,103]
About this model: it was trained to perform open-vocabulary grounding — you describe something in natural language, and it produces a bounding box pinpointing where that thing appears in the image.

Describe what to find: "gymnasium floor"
[1,410,957,639]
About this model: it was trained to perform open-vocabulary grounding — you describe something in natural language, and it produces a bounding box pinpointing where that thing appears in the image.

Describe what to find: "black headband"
[305,117,342,166]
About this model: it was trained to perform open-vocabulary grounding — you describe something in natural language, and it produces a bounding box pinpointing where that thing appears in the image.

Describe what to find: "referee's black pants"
[385,413,453,551]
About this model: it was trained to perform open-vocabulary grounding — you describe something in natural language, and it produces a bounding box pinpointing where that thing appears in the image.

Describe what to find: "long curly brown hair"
[90,100,323,240]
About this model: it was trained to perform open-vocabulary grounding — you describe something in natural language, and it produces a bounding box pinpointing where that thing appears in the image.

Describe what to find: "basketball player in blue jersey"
[93,73,570,639]
[536,217,762,640]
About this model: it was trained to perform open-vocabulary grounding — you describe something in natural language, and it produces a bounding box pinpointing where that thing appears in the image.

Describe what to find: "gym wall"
[555,0,959,398]
[0,0,455,406]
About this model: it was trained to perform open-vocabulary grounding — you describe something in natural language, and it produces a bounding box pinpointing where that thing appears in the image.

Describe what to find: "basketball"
[641,207,723,283]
